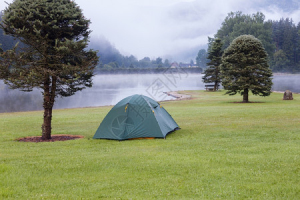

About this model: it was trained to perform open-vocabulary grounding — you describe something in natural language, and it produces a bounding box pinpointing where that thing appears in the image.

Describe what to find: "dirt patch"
[232,101,265,103]
[17,134,84,142]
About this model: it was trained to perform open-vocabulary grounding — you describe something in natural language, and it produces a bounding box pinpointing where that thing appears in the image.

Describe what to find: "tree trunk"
[41,75,56,140]
[214,81,218,91]
[42,105,53,140]
[243,88,249,103]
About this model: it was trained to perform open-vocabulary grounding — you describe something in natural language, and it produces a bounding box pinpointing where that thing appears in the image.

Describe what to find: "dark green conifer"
[0,0,98,139]
[221,35,273,102]
[202,38,223,91]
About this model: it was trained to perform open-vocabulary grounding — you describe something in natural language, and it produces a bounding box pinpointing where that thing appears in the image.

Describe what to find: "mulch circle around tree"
[232,101,264,103]
[17,135,84,142]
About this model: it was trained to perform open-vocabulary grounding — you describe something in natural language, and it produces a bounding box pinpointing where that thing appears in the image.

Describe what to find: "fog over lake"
[0,73,299,113]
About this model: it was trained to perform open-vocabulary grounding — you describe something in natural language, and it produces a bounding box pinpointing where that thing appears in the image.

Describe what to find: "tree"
[272,18,300,72]
[0,0,98,139]
[155,57,163,68]
[107,62,119,69]
[163,59,170,67]
[196,49,208,68]
[215,12,275,62]
[207,37,215,53]
[123,55,138,68]
[190,59,194,66]
[272,50,289,72]
[202,38,223,91]
[139,57,151,68]
[221,35,273,103]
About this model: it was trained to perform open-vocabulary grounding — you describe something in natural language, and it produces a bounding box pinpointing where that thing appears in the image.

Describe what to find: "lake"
[0,73,299,113]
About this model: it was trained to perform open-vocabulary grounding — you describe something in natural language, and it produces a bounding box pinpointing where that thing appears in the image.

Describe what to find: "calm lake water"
[0,73,299,113]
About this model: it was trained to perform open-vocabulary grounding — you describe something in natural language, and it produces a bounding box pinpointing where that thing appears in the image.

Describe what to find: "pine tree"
[0,0,98,139]
[221,35,273,103]
[202,38,223,91]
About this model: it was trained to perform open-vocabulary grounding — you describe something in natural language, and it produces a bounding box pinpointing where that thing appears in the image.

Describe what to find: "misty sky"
[1,0,300,61]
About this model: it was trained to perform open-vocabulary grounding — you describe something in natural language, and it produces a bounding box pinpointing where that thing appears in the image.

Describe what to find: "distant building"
[170,62,199,68]
[179,63,198,68]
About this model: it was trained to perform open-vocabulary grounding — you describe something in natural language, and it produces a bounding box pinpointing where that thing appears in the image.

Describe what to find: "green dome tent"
[93,94,179,140]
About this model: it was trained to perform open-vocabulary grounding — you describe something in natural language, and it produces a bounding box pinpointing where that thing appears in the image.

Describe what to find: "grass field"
[0,91,299,199]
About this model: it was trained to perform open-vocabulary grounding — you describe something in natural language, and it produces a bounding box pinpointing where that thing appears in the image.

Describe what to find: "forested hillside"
[211,11,300,73]
[1,10,300,72]
[89,36,175,70]
[272,18,300,72]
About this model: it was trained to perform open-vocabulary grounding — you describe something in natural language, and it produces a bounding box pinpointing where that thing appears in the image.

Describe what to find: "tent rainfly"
[93,94,179,140]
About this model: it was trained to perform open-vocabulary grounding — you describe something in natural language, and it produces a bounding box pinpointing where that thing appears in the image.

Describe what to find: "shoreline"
[272,90,299,94]
[1,90,297,114]
[164,91,192,100]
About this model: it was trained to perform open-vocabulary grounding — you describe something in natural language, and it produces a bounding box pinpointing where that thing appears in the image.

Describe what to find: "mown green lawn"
[0,91,299,199]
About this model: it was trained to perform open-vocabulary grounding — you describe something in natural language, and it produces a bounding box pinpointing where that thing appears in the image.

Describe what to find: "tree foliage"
[196,49,208,68]
[215,11,275,62]
[221,35,273,103]
[0,0,98,139]
[209,11,300,73]
[202,38,223,91]
[272,18,300,72]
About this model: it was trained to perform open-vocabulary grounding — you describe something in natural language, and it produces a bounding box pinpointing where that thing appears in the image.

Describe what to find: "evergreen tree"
[190,59,194,66]
[0,0,98,139]
[272,50,289,72]
[207,37,215,53]
[221,35,273,103]
[202,38,223,91]
[196,49,208,68]
[163,59,170,68]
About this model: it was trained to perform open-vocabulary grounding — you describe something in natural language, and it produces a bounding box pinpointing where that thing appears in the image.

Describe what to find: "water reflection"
[271,74,300,93]
[0,73,299,113]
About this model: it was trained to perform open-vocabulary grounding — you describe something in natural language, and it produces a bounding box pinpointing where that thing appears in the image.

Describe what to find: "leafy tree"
[221,35,273,103]
[139,57,151,68]
[123,55,138,68]
[103,64,113,70]
[202,38,223,91]
[0,0,98,139]
[196,49,208,68]
[107,62,119,69]
[163,59,170,67]
[141,57,151,62]
[156,57,163,68]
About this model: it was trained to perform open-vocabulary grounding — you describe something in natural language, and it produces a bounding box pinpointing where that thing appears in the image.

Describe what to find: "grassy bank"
[0,91,299,199]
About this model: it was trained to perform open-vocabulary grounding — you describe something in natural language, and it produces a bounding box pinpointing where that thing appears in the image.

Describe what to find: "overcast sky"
[1,0,300,61]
